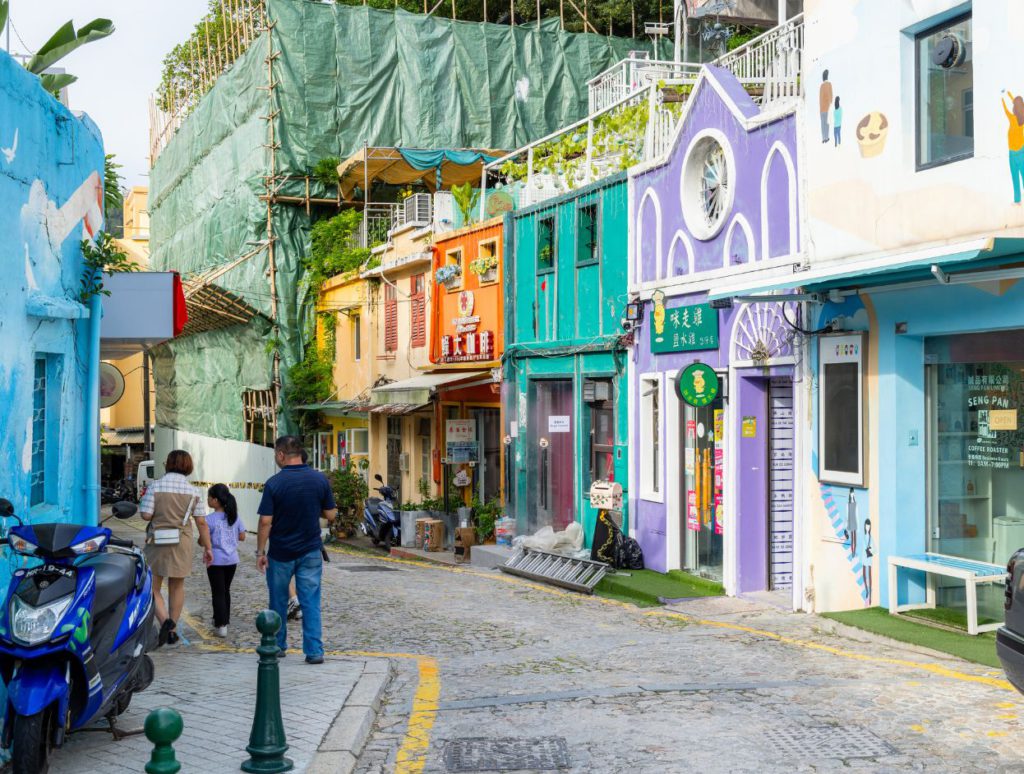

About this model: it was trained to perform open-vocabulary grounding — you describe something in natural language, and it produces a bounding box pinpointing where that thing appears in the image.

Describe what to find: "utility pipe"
[83,279,103,526]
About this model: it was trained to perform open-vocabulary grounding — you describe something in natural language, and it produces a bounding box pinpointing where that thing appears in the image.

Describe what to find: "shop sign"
[548,415,571,433]
[686,489,699,531]
[440,290,495,363]
[446,419,478,463]
[650,294,719,354]
[675,363,720,407]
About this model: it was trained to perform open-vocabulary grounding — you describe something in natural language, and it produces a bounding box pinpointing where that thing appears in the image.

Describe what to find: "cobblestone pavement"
[111,518,1024,772]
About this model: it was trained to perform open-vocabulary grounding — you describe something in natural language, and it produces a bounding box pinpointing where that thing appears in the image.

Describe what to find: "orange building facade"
[430,218,505,506]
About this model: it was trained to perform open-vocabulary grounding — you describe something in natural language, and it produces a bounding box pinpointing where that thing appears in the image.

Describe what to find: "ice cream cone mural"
[652,289,666,343]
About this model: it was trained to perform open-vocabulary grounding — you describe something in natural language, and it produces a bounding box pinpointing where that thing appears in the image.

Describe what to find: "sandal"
[167,620,179,645]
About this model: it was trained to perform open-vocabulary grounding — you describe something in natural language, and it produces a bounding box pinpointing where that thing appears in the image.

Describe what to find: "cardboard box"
[415,518,431,549]
[423,519,445,552]
[454,527,476,563]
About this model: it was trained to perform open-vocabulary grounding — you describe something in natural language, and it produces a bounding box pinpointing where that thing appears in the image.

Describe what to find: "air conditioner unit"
[399,452,410,473]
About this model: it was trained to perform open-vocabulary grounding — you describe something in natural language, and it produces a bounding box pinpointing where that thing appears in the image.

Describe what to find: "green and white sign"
[650,298,719,354]
[676,363,720,407]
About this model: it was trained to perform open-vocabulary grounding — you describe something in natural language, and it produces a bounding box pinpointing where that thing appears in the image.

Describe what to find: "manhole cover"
[337,565,400,572]
[765,725,896,760]
[445,737,571,771]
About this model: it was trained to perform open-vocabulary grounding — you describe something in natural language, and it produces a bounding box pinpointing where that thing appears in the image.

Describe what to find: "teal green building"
[503,173,630,545]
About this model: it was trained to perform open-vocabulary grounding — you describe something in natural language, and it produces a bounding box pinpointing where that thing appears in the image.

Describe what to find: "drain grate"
[766,725,897,760]
[337,565,401,572]
[445,737,571,771]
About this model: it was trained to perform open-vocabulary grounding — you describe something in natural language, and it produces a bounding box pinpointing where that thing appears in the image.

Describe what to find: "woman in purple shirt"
[206,484,246,637]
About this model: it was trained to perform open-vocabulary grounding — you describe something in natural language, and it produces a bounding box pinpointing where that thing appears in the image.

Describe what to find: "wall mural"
[1002,90,1024,205]
[855,112,889,159]
[817,473,872,606]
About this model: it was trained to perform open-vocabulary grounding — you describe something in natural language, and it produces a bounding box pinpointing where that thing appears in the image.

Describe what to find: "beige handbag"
[151,496,197,545]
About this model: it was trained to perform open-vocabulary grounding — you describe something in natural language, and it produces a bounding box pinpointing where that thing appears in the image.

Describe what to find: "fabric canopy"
[337,147,501,199]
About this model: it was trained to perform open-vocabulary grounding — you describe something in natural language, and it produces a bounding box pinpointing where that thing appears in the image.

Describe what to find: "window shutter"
[385,284,398,352]
[411,274,426,347]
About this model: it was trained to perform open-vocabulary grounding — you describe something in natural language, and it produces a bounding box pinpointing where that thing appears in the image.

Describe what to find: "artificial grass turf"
[822,606,1001,669]
[595,569,725,607]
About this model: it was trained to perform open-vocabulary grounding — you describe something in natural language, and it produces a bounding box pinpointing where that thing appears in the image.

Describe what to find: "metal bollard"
[144,707,183,774]
[241,610,294,773]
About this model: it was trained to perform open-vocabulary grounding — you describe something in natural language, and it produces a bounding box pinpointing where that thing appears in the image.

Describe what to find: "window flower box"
[469,256,499,284]
[435,263,462,290]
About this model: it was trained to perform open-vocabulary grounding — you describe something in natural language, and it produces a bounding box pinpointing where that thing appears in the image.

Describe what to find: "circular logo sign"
[675,363,720,407]
[99,363,126,409]
[457,290,475,318]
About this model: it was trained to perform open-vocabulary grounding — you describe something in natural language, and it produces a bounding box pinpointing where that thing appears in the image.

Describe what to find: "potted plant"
[469,255,499,284]
[435,263,462,291]
[472,496,502,545]
[329,465,368,540]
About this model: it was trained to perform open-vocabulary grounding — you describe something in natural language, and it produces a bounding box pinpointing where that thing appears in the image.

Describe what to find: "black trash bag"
[618,536,645,570]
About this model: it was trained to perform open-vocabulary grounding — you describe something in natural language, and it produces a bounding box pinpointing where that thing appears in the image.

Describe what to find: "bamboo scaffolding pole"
[264,16,281,413]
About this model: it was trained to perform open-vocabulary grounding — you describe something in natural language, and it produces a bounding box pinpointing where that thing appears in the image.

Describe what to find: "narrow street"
[168,537,1024,773]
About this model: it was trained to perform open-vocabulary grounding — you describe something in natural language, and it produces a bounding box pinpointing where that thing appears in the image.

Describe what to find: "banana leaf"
[40,73,77,94]
[25,18,114,76]
[0,2,8,37]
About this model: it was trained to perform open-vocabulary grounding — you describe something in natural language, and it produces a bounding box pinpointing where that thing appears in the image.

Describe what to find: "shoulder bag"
[152,496,198,546]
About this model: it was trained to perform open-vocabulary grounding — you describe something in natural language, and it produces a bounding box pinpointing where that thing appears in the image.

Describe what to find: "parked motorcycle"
[361,474,400,549]
[0,498,156,774]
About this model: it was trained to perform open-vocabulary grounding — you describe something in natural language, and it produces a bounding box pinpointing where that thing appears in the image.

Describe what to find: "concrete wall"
[0,49,105,522]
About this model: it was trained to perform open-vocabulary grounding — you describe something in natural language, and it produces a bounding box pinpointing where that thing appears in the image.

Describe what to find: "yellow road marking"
[909,724,925,733]
[997,701,1016,709]
[328,545,1021,694]
[997,713,1017,720]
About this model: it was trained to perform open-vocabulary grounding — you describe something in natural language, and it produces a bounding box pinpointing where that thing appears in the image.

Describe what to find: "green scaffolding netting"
[149,0,665,442]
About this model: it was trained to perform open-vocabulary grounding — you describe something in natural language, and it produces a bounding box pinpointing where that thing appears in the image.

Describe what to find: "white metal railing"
[587,53,701,113]
[714,13,804,104]
[358,203,400,248]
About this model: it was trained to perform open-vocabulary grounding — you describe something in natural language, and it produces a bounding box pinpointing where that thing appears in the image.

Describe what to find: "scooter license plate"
[24,564,74,579]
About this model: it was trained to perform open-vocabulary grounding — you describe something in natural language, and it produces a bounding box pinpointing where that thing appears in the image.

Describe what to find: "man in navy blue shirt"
[257,436,337,662]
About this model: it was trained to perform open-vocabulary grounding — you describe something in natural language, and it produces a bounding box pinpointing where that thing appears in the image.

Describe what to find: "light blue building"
[0,49,106,524]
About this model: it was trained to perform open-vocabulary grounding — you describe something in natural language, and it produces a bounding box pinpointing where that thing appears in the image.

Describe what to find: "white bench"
[887,553,1005,635]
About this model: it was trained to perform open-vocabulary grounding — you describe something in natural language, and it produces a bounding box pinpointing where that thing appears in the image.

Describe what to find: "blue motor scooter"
[361,474,401,549]
[0,498,156,774]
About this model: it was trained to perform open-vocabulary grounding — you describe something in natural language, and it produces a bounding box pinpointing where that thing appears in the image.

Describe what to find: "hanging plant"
[468,255,498,276]
[435,263,462,286]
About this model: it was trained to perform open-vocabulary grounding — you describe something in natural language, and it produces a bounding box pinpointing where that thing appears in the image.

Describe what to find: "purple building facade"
[627,66,804,601]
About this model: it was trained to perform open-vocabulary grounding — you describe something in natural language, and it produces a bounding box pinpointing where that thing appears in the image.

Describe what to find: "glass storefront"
[528,379,575,533]
[926,331,1024,616]
[681,396,725,581]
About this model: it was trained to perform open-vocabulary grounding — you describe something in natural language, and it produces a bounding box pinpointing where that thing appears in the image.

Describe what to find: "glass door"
[470,407,502,504]
[529,380,575,533]
[681,397,725,582]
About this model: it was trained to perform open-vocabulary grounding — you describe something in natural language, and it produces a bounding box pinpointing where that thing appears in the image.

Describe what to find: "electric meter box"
[589,480,623,512]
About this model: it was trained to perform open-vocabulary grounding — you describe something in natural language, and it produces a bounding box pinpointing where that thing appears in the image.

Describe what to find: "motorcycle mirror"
[112,501,138,520]
[374,474,384,483]
[0,499,13,518]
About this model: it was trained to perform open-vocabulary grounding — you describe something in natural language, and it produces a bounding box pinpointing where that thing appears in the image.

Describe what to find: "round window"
[680,132,735,241]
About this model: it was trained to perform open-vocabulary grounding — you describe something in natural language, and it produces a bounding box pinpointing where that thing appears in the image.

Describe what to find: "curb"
[306,659,393,774]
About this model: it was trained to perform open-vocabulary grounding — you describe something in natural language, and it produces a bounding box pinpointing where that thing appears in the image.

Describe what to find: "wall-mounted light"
[625,300,644,323]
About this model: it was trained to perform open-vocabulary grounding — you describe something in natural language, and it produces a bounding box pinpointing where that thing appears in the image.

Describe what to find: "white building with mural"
[715,0,1024,627]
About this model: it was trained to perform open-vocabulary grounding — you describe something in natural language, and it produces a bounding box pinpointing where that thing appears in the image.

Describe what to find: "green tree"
[304,209,371,290]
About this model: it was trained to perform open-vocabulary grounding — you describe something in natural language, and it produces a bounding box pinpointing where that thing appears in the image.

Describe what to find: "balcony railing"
[357,192,457,248]
[587,52,701,114]
[715,13,804,105]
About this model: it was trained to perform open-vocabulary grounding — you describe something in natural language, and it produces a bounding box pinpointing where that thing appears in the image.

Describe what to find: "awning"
[707,237,1024,300]
[294,399,372,417]
[371,371,491,407]
[337,147,501,200]
[101,426,150,446]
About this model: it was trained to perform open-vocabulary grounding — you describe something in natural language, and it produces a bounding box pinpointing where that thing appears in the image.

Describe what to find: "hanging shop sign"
[440,290,495,363]
[650,294,719,354]
[99,363,126,409]
[676,363,720,407]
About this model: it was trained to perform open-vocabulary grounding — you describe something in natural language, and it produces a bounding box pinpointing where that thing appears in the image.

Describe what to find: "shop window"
[537,214,555,273]
[576,202,599,266]
[818,334,864,487]
[639,374,662,501]
[915,12,973,170]
[348,427,369,456]
[585,382,614,489]
[410,274,426,347]
[352,314,361,361]
[384,283,398,353]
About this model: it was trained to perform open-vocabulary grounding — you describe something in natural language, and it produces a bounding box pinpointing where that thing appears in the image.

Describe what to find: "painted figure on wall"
[1001,90,1024,205]
[862,517,873,601]
[844,487,857,557]
[833,97,843,146]
[819,70,833,144]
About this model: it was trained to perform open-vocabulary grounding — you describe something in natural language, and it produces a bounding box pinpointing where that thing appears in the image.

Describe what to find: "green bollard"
[241,610,294,773]
[144,707,183,774]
